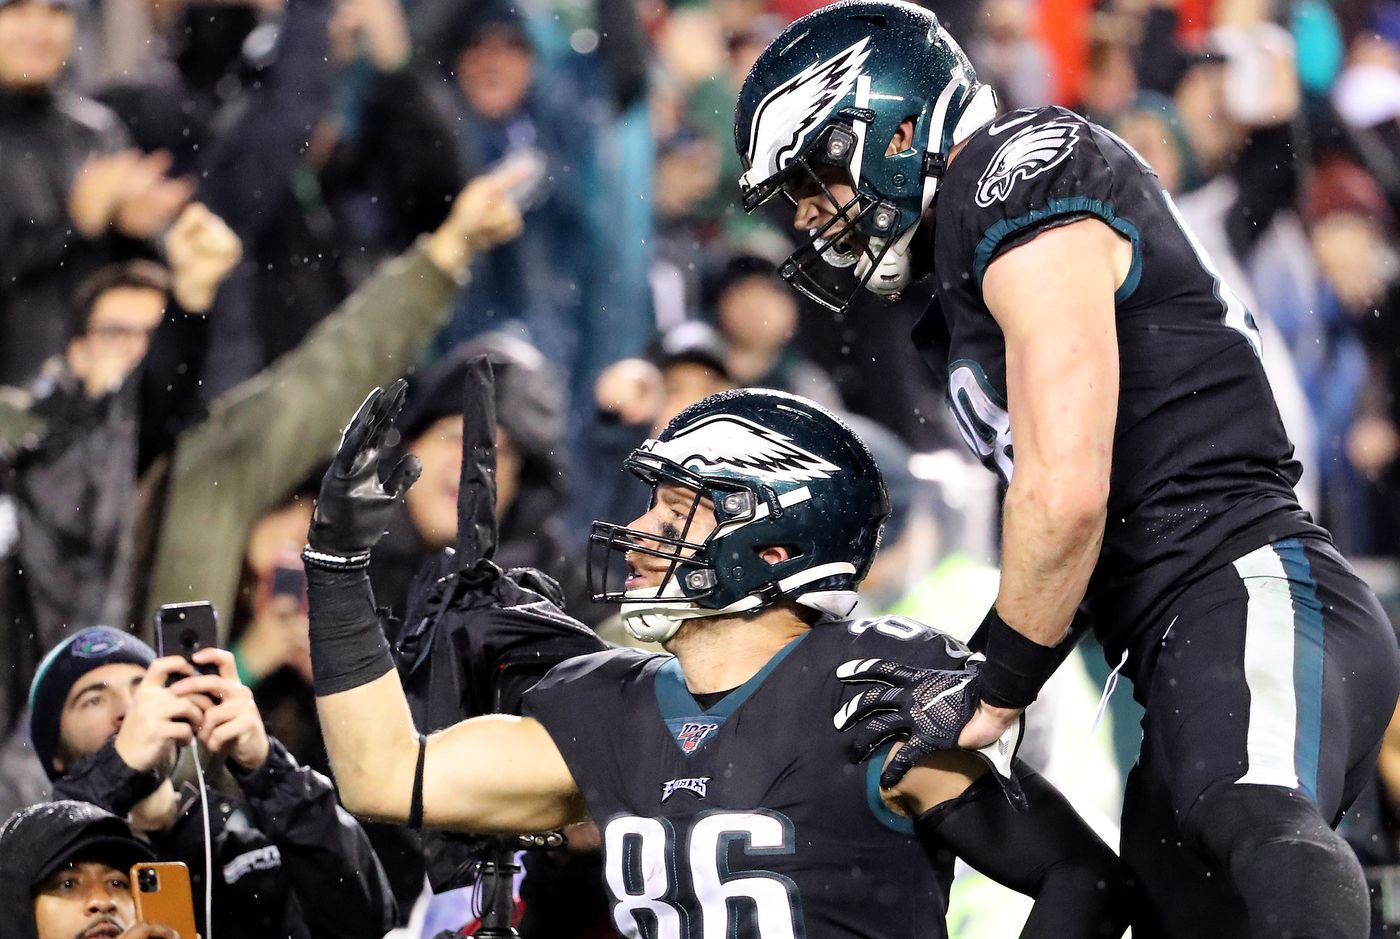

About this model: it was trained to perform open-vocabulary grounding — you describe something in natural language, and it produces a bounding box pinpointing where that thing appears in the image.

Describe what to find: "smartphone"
[491,146,549,213]
[270,564,308,611]
[131,861,198,939]
[155,601,220,675]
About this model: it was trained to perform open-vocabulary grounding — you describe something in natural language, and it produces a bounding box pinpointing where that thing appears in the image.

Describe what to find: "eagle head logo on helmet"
[587,389,890,643]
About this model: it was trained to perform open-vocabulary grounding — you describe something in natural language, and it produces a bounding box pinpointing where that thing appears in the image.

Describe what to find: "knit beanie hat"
[28,627,157,779]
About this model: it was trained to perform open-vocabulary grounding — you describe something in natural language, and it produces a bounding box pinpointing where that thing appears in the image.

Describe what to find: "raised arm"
[305,383,583,834]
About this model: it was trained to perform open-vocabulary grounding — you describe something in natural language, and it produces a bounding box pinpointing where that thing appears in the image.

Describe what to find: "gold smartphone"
[131,861,198,939]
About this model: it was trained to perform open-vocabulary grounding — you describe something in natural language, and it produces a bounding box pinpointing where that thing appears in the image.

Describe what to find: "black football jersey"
[920,105,1323,663]
[523,616,972,938]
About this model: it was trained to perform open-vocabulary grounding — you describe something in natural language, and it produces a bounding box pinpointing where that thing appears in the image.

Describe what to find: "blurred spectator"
[140,169,523,633]
[318,0,468,288]
[369,333,605,626]
[1271,159,1396,550]
[567,321,734,542]
[30,627,396,939]
[432,0,653,426]
[1077,16,1139,122]
[706,253,843,411]
[1334,7,1400,219]
[95,0,338,392]
[0,800,159,939]
[0,169,522,763]
[969,0,1052,112]
[0,206,240,717]
[233,494,314,698]
[0,0,192,385]
[652,320,735,430]
[1112,92,1195,194]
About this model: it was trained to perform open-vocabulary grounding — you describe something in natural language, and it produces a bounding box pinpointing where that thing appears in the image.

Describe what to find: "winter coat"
[52,736,397,939]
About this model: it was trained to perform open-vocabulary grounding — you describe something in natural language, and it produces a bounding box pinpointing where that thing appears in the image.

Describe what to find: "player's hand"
[304,380,420,568]
[169,648,270,771]
[834,657,1027,810]
[834,658,983,784]
[164,203,243,312]
[112,657,211,773]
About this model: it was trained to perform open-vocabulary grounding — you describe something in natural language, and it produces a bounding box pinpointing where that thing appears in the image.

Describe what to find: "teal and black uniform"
[920,104,1400,936]
[926,104,1322,665]
[524,614,1118,938]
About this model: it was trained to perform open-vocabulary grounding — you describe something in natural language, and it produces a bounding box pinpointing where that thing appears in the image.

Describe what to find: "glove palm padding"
[834,657,1027,812]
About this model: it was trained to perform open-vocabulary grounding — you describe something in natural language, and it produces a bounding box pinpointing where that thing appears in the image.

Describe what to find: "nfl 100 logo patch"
[676,721,719,754]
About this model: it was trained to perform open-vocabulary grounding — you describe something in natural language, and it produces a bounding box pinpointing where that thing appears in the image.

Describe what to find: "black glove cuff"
[307,567,395,696]
[978,607,1063,710]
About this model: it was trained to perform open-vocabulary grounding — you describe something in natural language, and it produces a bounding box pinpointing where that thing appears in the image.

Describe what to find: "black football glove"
[304,380,422,570]
[833,657,1027,812]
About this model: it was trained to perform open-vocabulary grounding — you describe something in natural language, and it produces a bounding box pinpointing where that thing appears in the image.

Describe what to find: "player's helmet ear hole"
[755,545,803,565]
[886,118,918,157]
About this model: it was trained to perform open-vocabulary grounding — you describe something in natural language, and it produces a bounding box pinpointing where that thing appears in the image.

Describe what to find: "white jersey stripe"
[1233,542,1301,790]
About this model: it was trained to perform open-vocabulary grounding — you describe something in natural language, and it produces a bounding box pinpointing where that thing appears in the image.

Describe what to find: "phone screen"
[155,602,220,673]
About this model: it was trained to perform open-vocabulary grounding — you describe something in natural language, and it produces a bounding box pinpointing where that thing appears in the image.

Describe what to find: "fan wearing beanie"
[24,626,398,939]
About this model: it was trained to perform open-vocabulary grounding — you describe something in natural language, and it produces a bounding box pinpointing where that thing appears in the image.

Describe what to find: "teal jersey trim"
[865,742,917,835]
[653,632,809,755]
[1276,539,1326,803]
[973,196,1143,303]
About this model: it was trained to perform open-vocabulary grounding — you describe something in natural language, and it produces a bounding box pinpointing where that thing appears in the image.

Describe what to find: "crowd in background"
[4,0,1400,932]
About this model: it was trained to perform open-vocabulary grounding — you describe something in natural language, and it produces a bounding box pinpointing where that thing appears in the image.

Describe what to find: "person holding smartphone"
[26,626,396,939]
[0,799,180,939]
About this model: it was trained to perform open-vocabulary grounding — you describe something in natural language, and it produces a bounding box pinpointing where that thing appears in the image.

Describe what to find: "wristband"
[306,567,395,696]
[977,607,1065,710]
[302,546,372,572]
[409,733,427,830]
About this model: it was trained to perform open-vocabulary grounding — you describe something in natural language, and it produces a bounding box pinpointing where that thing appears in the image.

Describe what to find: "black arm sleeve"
[916,766,1133,938]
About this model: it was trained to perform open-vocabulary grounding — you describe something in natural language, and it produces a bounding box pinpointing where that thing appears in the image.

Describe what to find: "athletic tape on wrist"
[306,567,395,696]
[977,607,1064,710]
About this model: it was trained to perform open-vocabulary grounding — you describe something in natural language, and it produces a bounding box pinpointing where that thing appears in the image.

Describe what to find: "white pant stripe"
[1233,543,1301,790]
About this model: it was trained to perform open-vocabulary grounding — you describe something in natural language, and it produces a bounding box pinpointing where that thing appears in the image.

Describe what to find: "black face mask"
[176,4,260,87]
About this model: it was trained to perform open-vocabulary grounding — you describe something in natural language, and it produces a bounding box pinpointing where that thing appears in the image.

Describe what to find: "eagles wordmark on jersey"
[524,615,968,939]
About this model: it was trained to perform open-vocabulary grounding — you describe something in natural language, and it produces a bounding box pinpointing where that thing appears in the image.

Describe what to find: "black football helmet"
[589,389,890,642]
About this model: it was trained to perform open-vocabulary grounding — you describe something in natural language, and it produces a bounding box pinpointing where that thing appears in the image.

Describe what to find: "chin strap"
[858,83,999,302]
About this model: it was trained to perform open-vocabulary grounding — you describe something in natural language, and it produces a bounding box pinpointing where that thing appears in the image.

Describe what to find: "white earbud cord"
[190,741,213,939]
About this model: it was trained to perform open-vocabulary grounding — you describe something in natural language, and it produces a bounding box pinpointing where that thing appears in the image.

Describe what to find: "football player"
[301,382,1130,938]
[732,2,1400,936]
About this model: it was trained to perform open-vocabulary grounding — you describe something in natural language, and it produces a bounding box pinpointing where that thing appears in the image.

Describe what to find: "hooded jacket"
[0,87,133,386]
[52,737,396,939]
[0,800,155,939]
